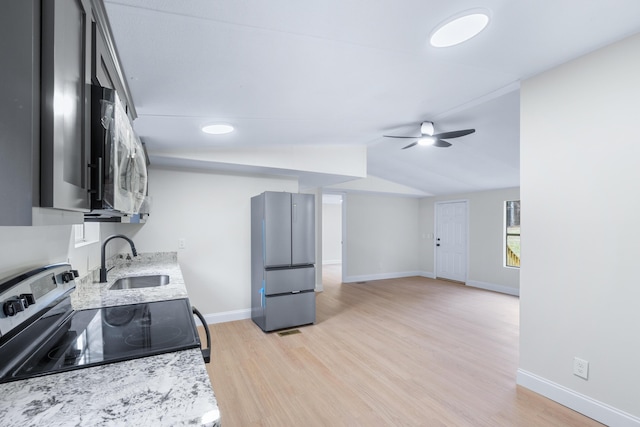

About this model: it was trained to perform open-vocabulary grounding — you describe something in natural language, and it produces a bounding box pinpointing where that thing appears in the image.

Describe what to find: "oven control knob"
[71,269,79,278]
[19,293,36,308]
[3,299,24,317]
[61,272,74,283]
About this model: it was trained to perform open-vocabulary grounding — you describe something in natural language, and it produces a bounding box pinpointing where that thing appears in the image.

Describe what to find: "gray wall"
[419,187,521,294]
[343,193,420,281]
[340,189,520,293]
[519,32,640,421]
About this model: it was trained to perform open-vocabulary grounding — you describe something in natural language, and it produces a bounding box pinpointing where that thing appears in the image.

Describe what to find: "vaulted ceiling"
[104,0,640,196]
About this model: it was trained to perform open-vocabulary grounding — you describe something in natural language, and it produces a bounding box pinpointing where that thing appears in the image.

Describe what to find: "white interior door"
[435,201,468,282]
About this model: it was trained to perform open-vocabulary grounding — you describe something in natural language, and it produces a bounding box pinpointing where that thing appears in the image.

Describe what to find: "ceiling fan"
[384,121,475,149]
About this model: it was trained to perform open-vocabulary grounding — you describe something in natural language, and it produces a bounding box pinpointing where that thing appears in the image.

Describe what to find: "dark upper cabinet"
[0,0,137,225]
[0,0,40,225]
[91,0,136,120]
[40,0,93,212]
[93,22,117,90]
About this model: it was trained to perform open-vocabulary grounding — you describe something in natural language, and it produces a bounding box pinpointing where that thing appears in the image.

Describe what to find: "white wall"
[322,201,342,264]
[419,188,521,294]
[519,32,640,423]
[123,167,298,320]
[0,225,72,278]
[344,193,420,281]
[0,222,137,282]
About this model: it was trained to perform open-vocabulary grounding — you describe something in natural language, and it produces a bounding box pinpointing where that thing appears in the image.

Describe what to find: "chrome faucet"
[100,234,138,283]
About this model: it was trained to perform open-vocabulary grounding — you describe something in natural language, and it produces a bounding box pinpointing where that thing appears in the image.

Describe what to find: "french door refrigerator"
[251,191,316,332]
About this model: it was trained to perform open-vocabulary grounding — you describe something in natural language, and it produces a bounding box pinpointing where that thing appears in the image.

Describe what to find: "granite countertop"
[71,252,189,310]
[0,252,220,427]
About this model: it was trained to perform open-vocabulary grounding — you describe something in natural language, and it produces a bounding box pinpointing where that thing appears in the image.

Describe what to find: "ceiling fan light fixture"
[420,121,434,136]
[418,137,436,146]
[202,124,234,135]
[430,10,490,48]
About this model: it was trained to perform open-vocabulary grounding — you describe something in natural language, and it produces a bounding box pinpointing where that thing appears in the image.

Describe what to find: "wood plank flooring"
[201,265,603,426]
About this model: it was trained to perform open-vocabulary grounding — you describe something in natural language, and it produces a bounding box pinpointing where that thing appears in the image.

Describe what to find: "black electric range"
[0,264,206,384]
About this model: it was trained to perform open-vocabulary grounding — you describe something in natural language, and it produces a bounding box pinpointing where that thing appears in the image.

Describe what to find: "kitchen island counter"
[0,253,220,427]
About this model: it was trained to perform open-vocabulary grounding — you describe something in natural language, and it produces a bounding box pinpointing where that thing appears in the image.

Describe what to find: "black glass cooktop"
[1,298,200,383]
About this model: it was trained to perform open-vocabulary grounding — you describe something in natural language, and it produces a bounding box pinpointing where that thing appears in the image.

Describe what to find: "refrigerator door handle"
[261,219,266,264]
[292,202,297,223]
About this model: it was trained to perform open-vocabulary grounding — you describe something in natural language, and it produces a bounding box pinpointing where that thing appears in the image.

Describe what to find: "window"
[73,223,100,247]
[505,200,520,268]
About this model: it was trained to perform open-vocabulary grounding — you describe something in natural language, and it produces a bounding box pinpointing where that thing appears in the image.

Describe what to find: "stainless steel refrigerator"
[251,191,316,332]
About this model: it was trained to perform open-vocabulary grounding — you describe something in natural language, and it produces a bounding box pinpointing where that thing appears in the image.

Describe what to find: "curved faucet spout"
[100,234,138,283]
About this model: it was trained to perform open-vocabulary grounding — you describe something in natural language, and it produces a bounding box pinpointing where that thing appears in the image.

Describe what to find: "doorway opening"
[322,193,344,283]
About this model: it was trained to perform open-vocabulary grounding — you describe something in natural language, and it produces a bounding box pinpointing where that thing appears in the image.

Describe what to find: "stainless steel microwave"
[88,85,148,218]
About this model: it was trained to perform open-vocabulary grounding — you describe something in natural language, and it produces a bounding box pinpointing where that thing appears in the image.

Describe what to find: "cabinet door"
[0,0,39,225]
[291,193,315,265]
[264,192,292,267]
[93,23,117,90]
[91,0,136,120]
[40,0,92,212]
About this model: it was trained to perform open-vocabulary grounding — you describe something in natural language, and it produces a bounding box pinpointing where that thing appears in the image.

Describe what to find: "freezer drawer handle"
[192,306,211,363]
[291,290,300,294]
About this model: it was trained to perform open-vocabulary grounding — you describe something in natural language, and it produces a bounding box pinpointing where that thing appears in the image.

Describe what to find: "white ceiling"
[103,0,640,196]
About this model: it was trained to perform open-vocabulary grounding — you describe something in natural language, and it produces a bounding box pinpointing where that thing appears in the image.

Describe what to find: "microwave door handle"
[97,157,103,201]
[89,157,104,201]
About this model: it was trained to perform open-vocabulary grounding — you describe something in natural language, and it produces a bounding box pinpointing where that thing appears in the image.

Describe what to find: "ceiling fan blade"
[402,142,418,149]
[432,139,452,148]
[433,129,475,139]
[384,135,421,139]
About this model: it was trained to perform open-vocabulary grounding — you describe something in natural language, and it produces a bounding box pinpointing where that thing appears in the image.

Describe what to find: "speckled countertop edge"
[0,349,220,427]
[0,252,220,427]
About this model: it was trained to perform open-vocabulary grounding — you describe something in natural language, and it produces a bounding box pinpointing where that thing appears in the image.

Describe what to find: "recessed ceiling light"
[430,11,490,48]
[202,124,234,135]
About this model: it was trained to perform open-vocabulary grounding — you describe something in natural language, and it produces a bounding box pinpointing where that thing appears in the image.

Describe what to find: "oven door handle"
[192,306,211,364]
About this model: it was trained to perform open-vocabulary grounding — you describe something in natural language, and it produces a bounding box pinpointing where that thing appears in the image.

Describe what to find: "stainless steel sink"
[109,274,170,290]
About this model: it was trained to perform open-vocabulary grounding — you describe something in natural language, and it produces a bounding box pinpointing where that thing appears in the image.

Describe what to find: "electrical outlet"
[573,357,589,380]
[178,238,186,250]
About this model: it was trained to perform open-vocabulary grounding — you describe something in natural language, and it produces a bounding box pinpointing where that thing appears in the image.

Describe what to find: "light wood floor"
[202,265,602,426]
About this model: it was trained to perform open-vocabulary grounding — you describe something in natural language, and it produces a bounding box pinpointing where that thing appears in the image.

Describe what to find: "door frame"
[434,199,469,282]
[320,191,347,283]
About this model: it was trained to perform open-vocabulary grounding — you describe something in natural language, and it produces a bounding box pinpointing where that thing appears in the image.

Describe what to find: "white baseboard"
[340,272,518,298]
[193,308,252,326]
[322,260,342,265]
[466,280,520,296]
[517,369,640,427]
[343,271,425,283]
